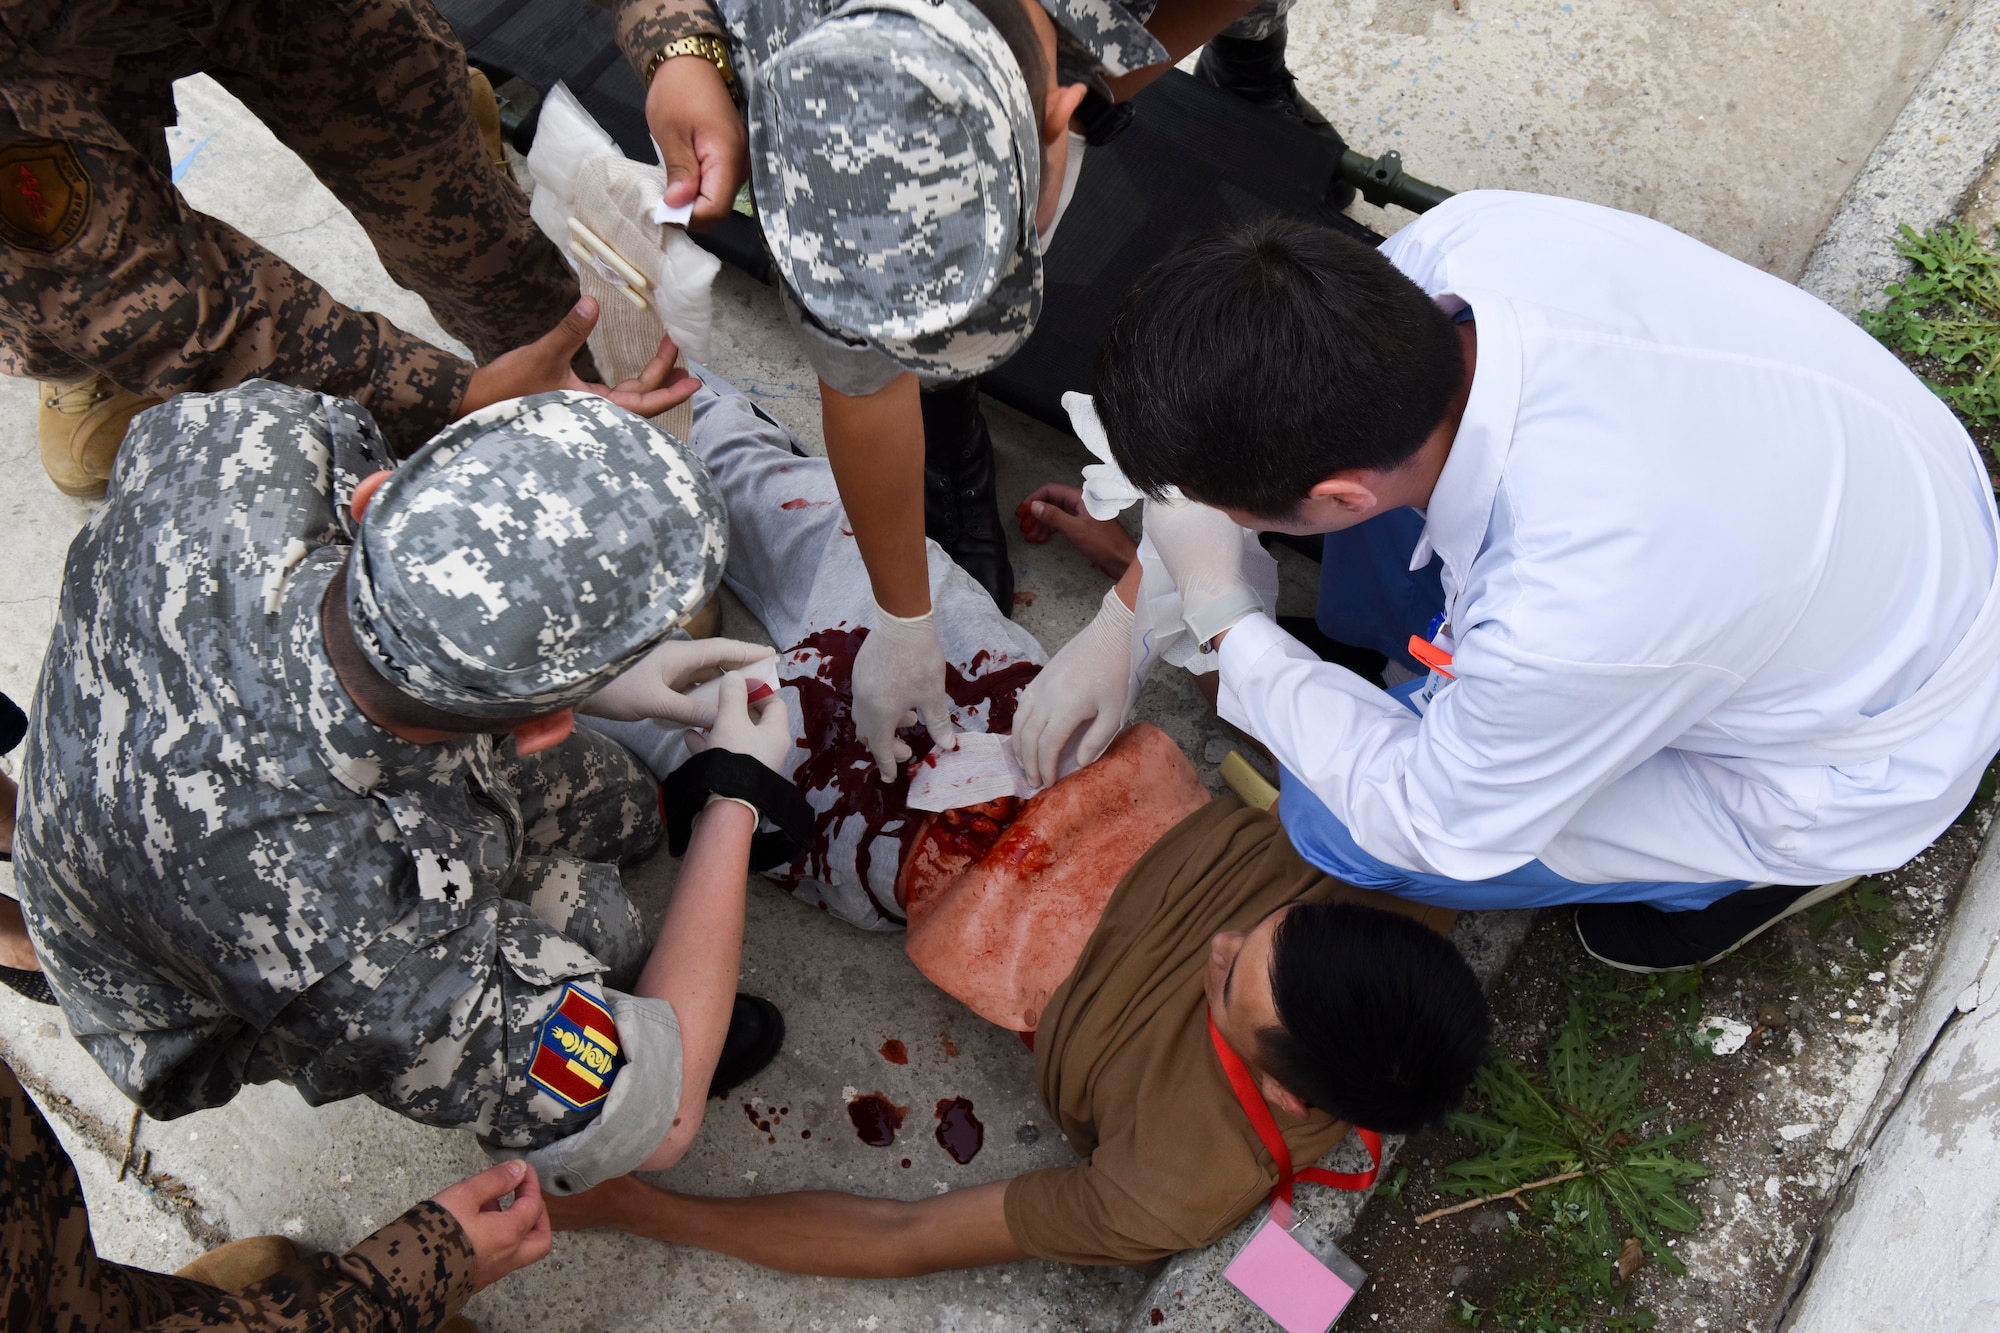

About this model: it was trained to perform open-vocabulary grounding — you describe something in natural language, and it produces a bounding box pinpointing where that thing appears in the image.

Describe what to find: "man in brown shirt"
[548,795,1488,1269]
[551,387,1493,1268]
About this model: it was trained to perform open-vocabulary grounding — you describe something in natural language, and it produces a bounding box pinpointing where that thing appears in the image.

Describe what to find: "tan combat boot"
[175,1234,302,1291]
[37,375,160,499]
[467,67,508,168]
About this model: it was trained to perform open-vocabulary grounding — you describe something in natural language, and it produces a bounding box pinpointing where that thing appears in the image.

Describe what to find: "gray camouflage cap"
[748,0,1043,378]
[348,391,726,719]
[1034,0,1165,77]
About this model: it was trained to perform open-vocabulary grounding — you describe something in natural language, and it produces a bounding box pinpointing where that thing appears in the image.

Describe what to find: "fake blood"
[879,1038,909,1065]
[846,1092,907,1147]
[933,1097,984,1164]
[777,626,1039,922]
[779,497,832,510]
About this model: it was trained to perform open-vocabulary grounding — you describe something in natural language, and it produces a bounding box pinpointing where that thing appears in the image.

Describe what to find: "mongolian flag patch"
[528,984,625,1111]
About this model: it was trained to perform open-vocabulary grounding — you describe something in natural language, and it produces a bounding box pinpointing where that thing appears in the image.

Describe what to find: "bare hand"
[431,1159,553,1291]
[458,298,700,420]
[647,54,749,232]
[1016,483,1138,581]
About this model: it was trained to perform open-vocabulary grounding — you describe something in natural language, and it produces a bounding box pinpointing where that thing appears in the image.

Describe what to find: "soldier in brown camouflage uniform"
[0,0,706,495]
[1,1054,552,1332]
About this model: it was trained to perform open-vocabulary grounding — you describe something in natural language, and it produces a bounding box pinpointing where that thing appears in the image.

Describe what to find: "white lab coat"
[1219,191,2000,887]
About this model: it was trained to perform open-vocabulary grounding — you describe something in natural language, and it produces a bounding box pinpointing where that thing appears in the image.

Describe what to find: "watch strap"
[646,34,741,100]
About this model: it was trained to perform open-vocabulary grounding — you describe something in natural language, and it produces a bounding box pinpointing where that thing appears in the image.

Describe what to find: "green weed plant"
[1444,1001,1707,1331]
[1858,220,2000,445]
[1803,876,1898,962]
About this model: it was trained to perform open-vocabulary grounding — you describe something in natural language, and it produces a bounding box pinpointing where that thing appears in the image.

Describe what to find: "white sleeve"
[1216,613,1743,881]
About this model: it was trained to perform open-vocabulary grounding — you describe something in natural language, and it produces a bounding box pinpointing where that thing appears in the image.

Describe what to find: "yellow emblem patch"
[0,141,92,253]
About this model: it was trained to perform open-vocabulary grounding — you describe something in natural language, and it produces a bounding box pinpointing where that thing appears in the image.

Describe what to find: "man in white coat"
[1012,191,2000,971]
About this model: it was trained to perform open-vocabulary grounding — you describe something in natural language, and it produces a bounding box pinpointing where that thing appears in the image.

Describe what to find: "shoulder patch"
[0,141,92,253]
[528,984,625,1111]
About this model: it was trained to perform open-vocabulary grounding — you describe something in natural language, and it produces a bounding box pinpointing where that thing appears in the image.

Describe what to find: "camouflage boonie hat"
[349,391,726,719]
[748,0,1042,378]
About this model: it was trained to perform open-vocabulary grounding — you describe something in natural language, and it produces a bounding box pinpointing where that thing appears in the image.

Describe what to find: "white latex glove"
[579,637,775,727]
[851,604,957,781]
[1142,499,1265,645]
[1012,587,1136,788]
[686,671,792,771]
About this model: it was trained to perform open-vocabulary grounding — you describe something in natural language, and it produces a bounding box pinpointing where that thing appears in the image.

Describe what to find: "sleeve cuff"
[335,1200,479,1324]
[505,991,684,1194]
[359,326,473,456]
[1216,611,1295,683]
[614,0,728,83]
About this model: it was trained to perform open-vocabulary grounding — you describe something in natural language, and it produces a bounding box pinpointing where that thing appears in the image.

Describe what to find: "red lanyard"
[1208,1012,1382,1210]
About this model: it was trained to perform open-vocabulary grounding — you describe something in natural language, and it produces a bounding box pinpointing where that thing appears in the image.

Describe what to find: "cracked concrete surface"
[2,1,1997,1326]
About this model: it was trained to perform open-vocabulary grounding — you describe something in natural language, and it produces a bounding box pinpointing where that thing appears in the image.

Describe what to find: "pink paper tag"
[1222,1212,1360,1333]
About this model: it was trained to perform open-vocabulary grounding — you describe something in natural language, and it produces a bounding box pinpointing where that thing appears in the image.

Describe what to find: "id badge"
[1408,618,1456,717]
[1222,1201,1367,1332]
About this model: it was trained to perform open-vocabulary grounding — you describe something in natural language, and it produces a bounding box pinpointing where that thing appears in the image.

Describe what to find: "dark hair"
[1257,902,1489,1133]
[965,0,1050,135]
[1093,218,1465,520]
[320,560,534,734]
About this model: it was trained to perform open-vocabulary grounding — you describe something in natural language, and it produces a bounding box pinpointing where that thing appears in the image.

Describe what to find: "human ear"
[1262,1074,1310,1120]
[510,710,575,756]
[351,470,392,522]
[1046,82,1089,145]
[1305,475,1378,516]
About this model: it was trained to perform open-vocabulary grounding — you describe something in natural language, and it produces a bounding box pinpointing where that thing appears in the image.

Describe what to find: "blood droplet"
[846,1092,907,1147]
[933,1096,984,1164]
[901,1158,912,1168]
[939,1033,960,1059]
[1150,1309,1165,1326]
[801,1129,811,1140]
[879,1038,909,1065]
[1013,590,1037,606]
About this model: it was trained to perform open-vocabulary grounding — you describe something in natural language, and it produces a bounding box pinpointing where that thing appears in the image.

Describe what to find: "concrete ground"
[1,1,1996,1329]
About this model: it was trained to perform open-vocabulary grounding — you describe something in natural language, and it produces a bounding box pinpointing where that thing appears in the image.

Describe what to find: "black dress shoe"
[1575,878,1862,973]
[708,994,786,1098]
[1196,17,1357,211]
[0,964,55,1006]
[920,379,1015,616]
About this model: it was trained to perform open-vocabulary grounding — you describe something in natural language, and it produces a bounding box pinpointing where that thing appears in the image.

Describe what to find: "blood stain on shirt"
[846,1091,907,1147]
[780,497,832,510]
[934,1096,984,1164]
[879,1038,909,1064]
[777,625,1040,923]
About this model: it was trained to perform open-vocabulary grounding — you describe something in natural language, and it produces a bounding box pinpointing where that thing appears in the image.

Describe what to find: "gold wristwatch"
[646,34,741,100]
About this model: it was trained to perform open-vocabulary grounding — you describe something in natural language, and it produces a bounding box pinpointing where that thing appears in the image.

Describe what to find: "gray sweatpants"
[589,368,1047,931]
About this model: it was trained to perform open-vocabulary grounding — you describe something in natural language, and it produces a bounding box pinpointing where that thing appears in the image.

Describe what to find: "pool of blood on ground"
[777,627,1039,922]
[846,1092,908,1147]
[879,1038,909,1064]
[933,1097,984,1164]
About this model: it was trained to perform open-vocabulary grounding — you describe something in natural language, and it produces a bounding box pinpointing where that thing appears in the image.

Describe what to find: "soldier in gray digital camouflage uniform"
[629,0,1330,793]
[13,377,791,1195]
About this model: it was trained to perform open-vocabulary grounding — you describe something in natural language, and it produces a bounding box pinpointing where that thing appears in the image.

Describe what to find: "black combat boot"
[1197,17,1356,210]
[921,378,1015,617]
